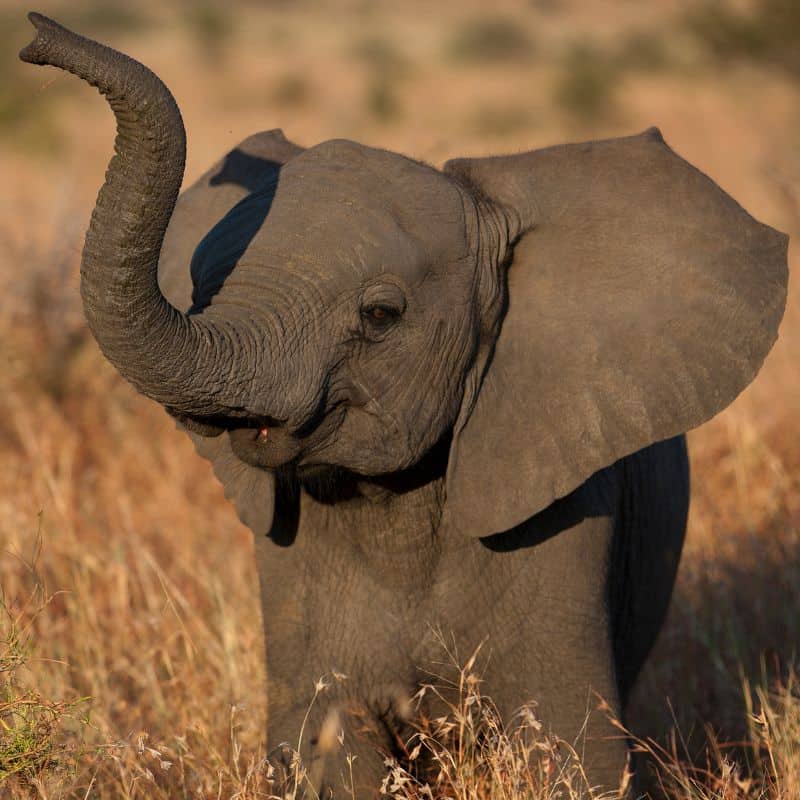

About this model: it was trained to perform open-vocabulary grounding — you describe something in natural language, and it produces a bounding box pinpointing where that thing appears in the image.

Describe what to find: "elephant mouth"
[178,405,347,471]
[228,424,303,469]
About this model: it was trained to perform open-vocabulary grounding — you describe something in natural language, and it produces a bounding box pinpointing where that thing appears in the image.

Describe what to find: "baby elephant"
[21,13,787,796]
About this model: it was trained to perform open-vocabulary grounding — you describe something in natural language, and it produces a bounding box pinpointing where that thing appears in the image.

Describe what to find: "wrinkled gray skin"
[21,14,789,796]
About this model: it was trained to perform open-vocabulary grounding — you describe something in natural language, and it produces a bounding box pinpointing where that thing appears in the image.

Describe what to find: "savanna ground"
[1,0,799,797]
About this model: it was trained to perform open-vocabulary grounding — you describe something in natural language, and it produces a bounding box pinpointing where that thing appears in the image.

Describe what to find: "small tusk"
[258,427,269,440]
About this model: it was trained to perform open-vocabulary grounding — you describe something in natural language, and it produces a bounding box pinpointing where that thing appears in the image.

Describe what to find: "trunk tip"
[19,12,66,65]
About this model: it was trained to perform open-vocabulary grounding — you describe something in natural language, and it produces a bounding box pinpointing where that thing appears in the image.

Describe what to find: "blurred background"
[1,0,798,796]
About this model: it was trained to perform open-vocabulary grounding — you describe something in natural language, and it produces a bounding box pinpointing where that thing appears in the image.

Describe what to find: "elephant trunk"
[20,13,252,418]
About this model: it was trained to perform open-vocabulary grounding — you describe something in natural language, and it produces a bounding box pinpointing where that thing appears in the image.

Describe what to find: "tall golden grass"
[1,0,798,797]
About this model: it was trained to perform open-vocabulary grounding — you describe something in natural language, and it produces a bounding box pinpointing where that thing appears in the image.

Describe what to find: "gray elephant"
[21,13,788,796]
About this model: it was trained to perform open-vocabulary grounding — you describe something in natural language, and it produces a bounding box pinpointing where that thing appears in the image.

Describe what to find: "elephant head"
[21,14,788,539]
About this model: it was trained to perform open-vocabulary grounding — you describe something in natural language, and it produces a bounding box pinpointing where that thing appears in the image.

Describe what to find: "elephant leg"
[264,698,389,798]
[254,533,397,796]
[440,514,633,795]
[609,436,690,708]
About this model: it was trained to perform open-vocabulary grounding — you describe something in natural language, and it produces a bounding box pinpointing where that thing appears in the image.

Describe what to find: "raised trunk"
[20,13,252,417]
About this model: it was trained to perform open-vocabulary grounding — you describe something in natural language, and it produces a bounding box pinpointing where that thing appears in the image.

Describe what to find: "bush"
[365,74,400,122]
[446,16,535,65]
[0,574,91,788]
[184,2,234,58]
[686,0,800,78]
[75,4,151,36]
[554,41,619,122]
[350,34,408,75]
[271,72,311,108]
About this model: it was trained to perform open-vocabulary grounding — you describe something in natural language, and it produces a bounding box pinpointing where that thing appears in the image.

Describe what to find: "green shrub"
[616,29,670,73]
[365,74,400,122]
[446,16,535,64]
[76,4,151,35]
[185,2,234,57]
[350,34,408,75]
[271,72,311,108]
[554,41,619,122]
[686,0,800,77]
[0,586,91,786]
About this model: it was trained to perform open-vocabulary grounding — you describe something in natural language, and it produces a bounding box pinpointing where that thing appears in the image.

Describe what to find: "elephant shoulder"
[158,129,305,310]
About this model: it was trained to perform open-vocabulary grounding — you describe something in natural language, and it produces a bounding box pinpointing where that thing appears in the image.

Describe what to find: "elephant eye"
[360,303,402,339]
[359,282,406,339]
[362,304,397,323]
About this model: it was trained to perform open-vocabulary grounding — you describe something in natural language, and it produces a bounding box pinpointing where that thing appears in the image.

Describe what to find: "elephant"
[21,13,788,796]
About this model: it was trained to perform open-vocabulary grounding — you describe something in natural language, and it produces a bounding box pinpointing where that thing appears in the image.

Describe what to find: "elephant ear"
[158,129,304,537]
[442,128,788,539]
[159,128,305,311]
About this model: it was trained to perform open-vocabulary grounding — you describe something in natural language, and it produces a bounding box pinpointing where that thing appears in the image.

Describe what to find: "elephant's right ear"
[159,129,304,310]
[159,129,304,536]
[442,128,788,539]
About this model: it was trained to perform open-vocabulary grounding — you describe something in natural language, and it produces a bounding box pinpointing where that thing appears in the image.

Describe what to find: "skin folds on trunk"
[19,13,252,418]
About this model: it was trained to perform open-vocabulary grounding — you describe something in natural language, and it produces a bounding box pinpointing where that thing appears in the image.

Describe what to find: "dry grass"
[2,0,799,797]
[378,641,629,800]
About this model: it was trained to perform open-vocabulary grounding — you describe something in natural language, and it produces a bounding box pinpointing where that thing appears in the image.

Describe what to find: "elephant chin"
[228,426,304,469]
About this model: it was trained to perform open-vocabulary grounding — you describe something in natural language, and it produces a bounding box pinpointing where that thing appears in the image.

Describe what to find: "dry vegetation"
[1,0,799,796]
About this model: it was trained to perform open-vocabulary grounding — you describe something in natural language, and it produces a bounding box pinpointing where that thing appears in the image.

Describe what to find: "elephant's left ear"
[442,128,788,539]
